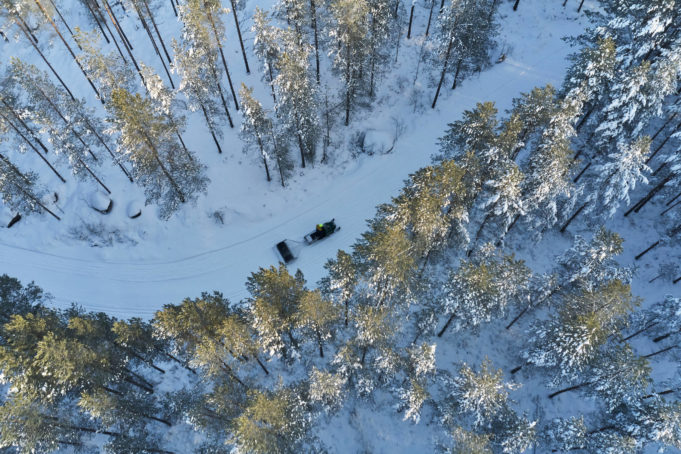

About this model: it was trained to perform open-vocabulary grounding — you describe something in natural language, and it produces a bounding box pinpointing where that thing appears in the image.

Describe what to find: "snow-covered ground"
[1,0,591,318]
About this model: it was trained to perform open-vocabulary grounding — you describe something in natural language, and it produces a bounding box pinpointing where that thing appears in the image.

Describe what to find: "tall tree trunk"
[199,102,223,153]
[0,154,62,220]
[142,0,173,64]
[310,0,320,84]
[229,0,250,73]
[407,4,414,39]
[0,104,67,183]
[647,121,681,163]
[635,241,660,260]
[624,175,671,216]
[96,0,128,62]
[432,37,453,108]
[32,0,103,101]
[548,381,591,399]
[132,1,174,88]
[102,0,146,87]
[82,0,110,43]
[142,134,187,203]
[425,1,435,36]
[513,0,520,11]
[345,45,351,126]
[256,137,271,181]
[451,58,461,90]
[81,116,134,181]
[560,202,587,233]
[437,311,456,337]
[297,133,307,168]
[206,9,240,110]
[577,0,585,12]
[168,0,177,16]
[15,22,76,101]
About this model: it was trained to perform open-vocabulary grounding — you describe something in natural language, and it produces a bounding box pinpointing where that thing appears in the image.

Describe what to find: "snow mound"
[88,191,113,214]
[127,200,143,219]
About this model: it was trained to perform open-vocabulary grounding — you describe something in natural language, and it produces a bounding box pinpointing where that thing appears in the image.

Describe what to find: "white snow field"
[1,0,592,318]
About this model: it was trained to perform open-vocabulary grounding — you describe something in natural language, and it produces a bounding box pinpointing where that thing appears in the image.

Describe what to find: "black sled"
[304,219,340,244]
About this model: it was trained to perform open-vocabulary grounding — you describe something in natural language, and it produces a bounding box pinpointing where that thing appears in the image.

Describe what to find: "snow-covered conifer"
[246,264,306,359]
[328,0,370,125]
[273,33,320,167]
[0,153,56,220]
[108,88,207,218]
[295,289,341,357]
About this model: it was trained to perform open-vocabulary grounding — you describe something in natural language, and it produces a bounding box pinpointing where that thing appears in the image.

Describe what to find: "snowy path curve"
[0,2,587,317]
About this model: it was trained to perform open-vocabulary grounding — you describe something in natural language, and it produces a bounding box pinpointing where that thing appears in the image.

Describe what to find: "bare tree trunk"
[548,381,591,399]
[425,0,435,36]
[577,0,585,12]
[621,321,659,342]
[229,0,250,73]
[211,68,239,128]
[81,116,134,181]
[206,9,240,110]
[647,121,681,163]
[513,0,520,11]
[625,175,671,216]
[407,3,414,39]
[0,110,67,183]
[345,45,351,125]
[199,103,223,154]
[644,345,677,358]
[451,58,462,90]
[0,154,62,220]
[142,0,173,64]
[32,0,103,101]
[635,241,660,260]
[560,202,587,233]
[82,0,110,43]
[168,0,177,16]
[432,37,453,108]
[132,0,174,88]
[310,0,320,84]
[437,311,456,337]
[256,136,271,181]
[297,133,307,168]
[94,0,128,62]
[16,22,76,101]
[102,0,146,87]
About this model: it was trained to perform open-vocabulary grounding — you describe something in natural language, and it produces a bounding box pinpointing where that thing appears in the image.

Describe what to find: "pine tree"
[366,0,395,97]
[240,84,273,182]
[0,153,58,220]
[0,275,46,324]
[441,358,516,429]
[328,0,370,125]
[294,289,341,357]
[562,136,651,231]
[252,7,283,101]
[231,387,308,454]
[353,217,418,308]
[449,427,492,454]
[246,264,306,358]
[525,279,637,386]
[273,33,320,168]
[2,67,110,194]
[308,367,347,413]
[320,249,359,326]
[431,0,497,107]
[0,394,89,452]
[392,160,468,268]
[172,37,231,152]
[108,88,208,219]
[438,249,530,337]
[154,292,254,382]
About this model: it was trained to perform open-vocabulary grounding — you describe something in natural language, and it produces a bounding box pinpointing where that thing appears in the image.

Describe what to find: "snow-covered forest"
[1,0,681,452]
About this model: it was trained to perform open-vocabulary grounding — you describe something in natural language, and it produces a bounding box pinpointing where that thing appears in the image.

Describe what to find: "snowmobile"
[275,219,340,263]
[304,219,340,244]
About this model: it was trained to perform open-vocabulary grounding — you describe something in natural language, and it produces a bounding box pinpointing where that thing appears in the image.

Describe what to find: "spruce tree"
[0,153,58,220]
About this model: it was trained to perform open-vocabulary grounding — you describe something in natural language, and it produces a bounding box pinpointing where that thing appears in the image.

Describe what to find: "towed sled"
[275,219,340,264]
